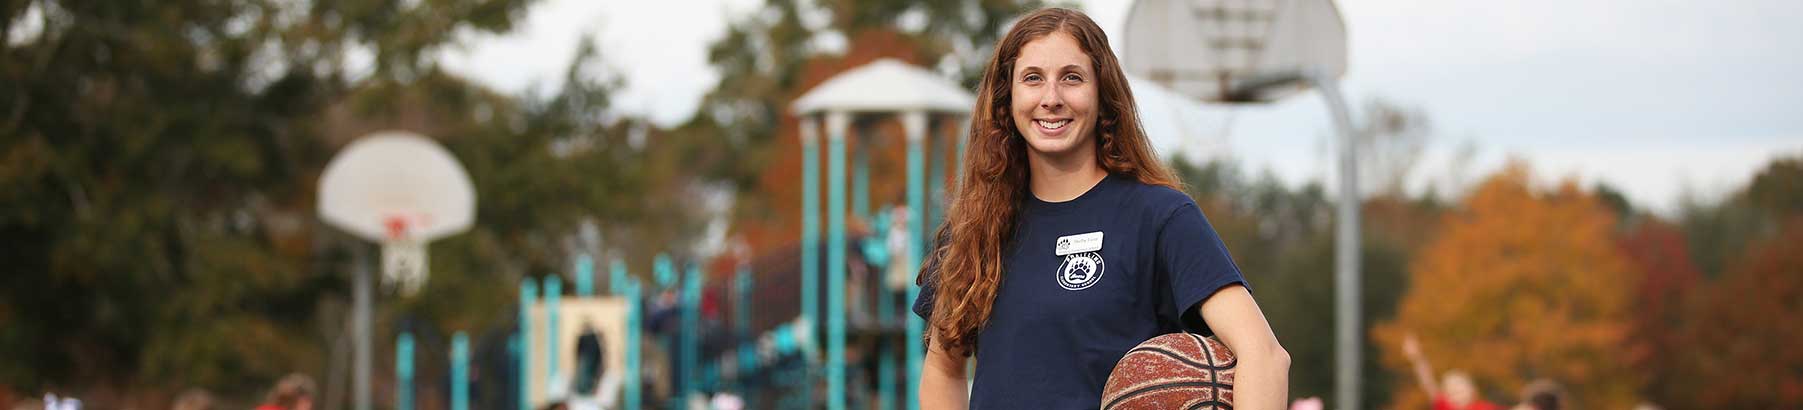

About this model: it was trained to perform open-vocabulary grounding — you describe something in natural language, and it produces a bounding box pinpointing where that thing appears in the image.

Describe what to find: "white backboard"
[318,131,476,243]
[1122,0,1349,103]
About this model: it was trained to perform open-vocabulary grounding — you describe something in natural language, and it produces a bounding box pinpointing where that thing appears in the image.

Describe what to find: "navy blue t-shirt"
[913,173,1248,409]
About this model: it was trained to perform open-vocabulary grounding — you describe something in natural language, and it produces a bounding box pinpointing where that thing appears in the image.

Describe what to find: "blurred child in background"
[1404,333,1503,410]
[254,374,315,410]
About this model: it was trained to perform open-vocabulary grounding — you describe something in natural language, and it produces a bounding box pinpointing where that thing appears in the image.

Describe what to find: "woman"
[913,7,1290,409]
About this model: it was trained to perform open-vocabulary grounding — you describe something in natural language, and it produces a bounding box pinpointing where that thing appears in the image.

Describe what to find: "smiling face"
[1010,31,1099,162]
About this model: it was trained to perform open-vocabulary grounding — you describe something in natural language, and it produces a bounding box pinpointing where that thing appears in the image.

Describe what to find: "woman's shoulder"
[1112,174,1199,212]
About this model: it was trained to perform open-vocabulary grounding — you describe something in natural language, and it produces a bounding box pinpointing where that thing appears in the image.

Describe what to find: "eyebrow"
[1018,64,1089,74]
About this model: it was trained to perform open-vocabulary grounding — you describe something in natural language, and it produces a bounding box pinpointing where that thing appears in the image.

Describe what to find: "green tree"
[1679,154,1803,278]
[1744,155,1803,216]
[0,0,720,406]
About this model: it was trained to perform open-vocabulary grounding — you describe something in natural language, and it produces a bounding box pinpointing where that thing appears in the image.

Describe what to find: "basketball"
[1101,333,1237,410]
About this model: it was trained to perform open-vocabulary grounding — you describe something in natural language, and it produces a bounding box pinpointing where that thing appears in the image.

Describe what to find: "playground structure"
[351,57,975,410]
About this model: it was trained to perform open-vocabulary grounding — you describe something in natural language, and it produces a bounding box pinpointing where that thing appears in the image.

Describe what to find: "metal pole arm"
[1303,71,1363,410]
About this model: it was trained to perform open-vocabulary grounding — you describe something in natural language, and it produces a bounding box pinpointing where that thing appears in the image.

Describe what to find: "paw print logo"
[1056,252,1105,291]
[1067,259,1092,280]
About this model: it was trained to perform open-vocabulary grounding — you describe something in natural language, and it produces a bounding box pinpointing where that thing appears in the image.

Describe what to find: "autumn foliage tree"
[1373,163,1640,409]
[1657,218,1803,408]
[1653,157,1803,408]
[1613,218,1702,407]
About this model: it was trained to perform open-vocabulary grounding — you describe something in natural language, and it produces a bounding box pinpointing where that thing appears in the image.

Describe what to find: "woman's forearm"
[1234,347,1292,410]
[920,329,970,410]
[1197,285,1291,410]
[919,364,970,410]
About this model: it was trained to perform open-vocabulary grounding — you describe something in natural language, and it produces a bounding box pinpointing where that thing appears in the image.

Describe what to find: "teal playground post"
[734,263,752,392]
[576,254,595,297]
[826,111,850,410]
[655,253,676,291]
[519,278,537,410]
[854,135,870,221]
[870,209,896,410]
[397,331,414,410]
[735,262,752,340]
[451,332,470,410]
[625,278,643,410]
[545,275,562,386]
[653,253,677,403]
[799,117,821,407]
[610,259,628,296]
[508,335,521,410]
[681,262,702,403]
[903,111,929,410]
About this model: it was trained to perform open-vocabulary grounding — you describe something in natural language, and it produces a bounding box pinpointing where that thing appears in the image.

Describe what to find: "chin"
[1026,140,1079,156]
[1024,132,1088,157]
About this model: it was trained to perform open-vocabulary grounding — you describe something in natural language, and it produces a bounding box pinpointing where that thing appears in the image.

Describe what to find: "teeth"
[1037,120,1068,130]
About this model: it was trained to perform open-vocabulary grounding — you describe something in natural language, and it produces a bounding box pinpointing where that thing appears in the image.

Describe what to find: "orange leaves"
[1374,163,1640,409]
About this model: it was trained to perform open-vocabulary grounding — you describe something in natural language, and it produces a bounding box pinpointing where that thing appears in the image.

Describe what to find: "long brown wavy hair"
[924,7,1181,357]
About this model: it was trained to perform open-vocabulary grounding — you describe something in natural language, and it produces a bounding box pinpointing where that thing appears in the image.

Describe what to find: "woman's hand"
[1198,284,1291,410]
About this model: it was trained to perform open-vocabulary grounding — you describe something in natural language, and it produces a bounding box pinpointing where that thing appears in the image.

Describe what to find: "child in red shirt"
[1407,334,1504,410]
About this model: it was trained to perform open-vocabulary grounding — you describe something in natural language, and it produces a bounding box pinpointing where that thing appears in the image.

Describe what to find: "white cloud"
[437,0,757,126]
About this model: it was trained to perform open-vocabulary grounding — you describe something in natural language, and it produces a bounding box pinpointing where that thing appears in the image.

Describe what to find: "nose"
[1039,84,1064,111]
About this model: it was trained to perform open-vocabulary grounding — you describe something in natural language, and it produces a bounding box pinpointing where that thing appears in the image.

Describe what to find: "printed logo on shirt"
[1056,251,1105,291]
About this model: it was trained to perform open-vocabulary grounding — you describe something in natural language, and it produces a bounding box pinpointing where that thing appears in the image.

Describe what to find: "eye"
[1022,73,1043,83]
[1062,73,1083,83]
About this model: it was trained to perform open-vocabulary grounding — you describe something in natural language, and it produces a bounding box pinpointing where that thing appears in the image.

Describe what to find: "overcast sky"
[436,0,1803,215]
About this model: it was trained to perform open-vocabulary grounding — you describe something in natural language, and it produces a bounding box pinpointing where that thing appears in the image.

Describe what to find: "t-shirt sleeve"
[1156,200,1249,335]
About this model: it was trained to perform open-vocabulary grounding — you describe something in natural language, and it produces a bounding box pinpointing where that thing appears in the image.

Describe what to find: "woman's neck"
[1027,147,1108,203]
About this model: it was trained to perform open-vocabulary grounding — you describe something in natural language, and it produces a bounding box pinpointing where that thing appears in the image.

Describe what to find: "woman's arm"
[1197,284,1291,410]
[919,328,970,410]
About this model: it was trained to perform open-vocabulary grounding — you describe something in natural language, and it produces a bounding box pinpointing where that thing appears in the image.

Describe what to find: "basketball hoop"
[316,130,476,410]
[319,131,476,295]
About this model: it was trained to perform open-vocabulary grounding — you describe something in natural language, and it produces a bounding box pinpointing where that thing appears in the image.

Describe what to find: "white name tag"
[1055,231,1104,256]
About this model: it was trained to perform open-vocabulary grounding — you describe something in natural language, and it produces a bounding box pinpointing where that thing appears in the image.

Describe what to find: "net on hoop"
[384,216,428,295]
[1192,0,1279,89]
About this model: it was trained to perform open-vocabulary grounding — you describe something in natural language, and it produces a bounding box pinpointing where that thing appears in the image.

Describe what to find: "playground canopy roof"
[791,58,975,115]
